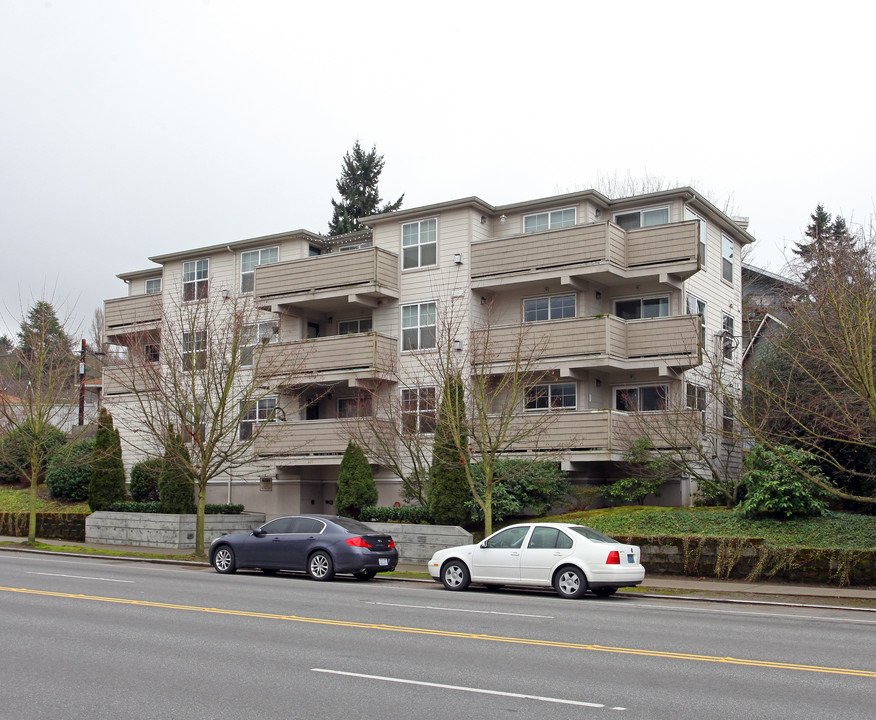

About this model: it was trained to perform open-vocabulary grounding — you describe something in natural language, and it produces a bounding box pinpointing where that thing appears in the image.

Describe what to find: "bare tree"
[106,290,310,554]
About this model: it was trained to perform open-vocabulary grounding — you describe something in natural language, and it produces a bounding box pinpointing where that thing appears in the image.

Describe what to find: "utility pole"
[78,339,86,425]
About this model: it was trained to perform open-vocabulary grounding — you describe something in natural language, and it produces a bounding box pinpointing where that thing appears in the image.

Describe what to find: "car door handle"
[510,551,519,556]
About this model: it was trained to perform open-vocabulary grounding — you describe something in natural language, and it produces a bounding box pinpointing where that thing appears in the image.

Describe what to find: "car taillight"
[606,550,620,564]
[346,536,373,548]
[388,539,395,549]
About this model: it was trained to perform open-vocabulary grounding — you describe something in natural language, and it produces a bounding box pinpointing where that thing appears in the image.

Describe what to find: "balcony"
[259,332,397,384]
[253,247,399,312]
[477,314,701,374]
[104,294,163,343]
[252,418,393,458]
[102,365,160,396]
[470,220,700,290]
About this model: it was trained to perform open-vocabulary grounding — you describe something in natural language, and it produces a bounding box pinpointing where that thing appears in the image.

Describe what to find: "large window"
[145,278,162,294]
[686,382,707,430]
[614,207,669,230]
[722,235,734,283]
[615,385,668,412]
[402,387,436,433]
[686,294,706,346]
[525,382,577,411]
[614,296,669,320]
[523,294,575,322]
[401,302,436,351]
[182,330,207,371]
[182,259,209,301]
[684,207,707,267]
[241,247,279,293]
[239,397,277,440]
[242,320,279,366]
[523,208,576,233]
[402,219,437,269]
[338,317,372,335]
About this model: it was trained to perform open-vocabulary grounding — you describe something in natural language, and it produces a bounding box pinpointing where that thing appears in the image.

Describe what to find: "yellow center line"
[4,585,874,679]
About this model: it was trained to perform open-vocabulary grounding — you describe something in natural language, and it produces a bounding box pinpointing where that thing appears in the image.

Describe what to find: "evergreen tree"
[792,203,859,283]
[335,441,377,519]
[159,425,196,514]
[328,141,403,236]
[17,301,72,366]
[0,335,13,354]
[427,376,470,525]
[88,408,127,511]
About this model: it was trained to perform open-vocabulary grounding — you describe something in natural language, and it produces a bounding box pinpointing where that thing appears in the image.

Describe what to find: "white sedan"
[427,522,645,599]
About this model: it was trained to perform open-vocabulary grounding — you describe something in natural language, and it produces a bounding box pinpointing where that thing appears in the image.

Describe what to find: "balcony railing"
[104,294,163,339]
[253,247,399,307]
[102,365,160,395]
[258,332,397,380]
[252,418,392,457]
[470,220,699,286]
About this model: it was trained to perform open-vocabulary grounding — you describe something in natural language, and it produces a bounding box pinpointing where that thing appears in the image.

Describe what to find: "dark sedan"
[209,515,398,581]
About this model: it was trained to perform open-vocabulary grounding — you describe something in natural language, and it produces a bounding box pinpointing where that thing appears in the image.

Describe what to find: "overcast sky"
[2,0,874,340]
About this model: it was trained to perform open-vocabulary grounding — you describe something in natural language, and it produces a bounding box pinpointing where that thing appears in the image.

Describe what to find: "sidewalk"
[2,536,874,608]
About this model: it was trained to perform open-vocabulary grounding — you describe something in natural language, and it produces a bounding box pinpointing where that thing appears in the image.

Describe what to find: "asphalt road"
[1,552,873,720]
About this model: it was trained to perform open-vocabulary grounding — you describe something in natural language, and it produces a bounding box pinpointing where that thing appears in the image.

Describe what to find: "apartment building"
[103,187,753,517]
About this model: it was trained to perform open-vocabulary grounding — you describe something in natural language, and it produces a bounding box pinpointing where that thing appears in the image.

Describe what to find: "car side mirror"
[252,528,266,537]
[479,540,489,549]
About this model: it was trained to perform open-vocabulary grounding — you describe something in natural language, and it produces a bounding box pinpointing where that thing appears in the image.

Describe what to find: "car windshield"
[331,516,380,534]
[568,525,619,544]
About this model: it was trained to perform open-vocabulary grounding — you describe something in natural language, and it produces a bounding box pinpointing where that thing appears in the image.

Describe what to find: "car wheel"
[307,551,335,581]
[554,566,587,599]
[212,545,236,574]
[440,560,470,591]
[593,586,618,598]
[353,570,377,581]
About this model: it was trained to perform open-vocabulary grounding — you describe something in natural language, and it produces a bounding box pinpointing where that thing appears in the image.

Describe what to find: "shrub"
[129,458,163,502]
[89,409,127,511]
[158,427,196,514]
[361,505,431,523]
[427,375,470,525]
[105,501,244,514]
[0,425,67,485]
[605,438,675,505]
[336,441,377,519]
[738,445,830,519]
[46,439,96,502]
[466,460,570,523]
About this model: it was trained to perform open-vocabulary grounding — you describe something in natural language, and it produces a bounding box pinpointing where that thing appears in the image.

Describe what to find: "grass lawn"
[545,506,876,550]
[0,485,90,514]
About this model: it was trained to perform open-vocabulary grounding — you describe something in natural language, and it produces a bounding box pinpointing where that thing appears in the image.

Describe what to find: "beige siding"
[253,418,393,456]
[105,294,163,330]
[260,332,397,377]
[102,366,159,395]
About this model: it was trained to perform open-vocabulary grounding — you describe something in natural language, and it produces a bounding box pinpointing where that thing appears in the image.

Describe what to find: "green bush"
[45,439,96,502]
[129,458,163,502]
[361,505,431,523]
[105,501,243,514]
[737,445,830,519]
[89,409,127,511]
[0,425,67,485]
[158,427,196,514]
[336,441,377,519]
[427,375,470,525]
[466,460,570,523]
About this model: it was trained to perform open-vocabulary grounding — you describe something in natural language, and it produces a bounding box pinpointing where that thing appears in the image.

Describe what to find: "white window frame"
[240,246,279,294]
[722,314,735,361]
[523,207,576,233]
[402,218,437,270]
[144,343,160,364]
[182,330,207,371]
[401,387,436,434]
[613,295,670,320]
[522,294,576,323]
[722,234,734,283]
[614,384,669,412]
[401,302,436,351]
[182,259,209,301]
[337,317,373,335]
[145,278,162,294]
[684,207,707,267]
[242,320,279,366]
[524,382,577,411]
[239,397,278,440]
[686,294,707,347]
[613,206,670,230]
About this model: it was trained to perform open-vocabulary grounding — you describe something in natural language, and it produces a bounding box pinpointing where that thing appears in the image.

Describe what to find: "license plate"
[627,554,635,563]
[379,558,388,566]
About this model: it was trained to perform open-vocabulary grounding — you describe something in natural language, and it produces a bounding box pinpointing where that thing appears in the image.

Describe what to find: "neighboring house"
[741,263,798,366]
[102,187,753,516]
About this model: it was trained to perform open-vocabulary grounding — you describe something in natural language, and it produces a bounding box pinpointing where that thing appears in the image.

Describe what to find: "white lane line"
[365,601,553,619]
[312,668,625,710]
[26,572,134,584]
[636,603,876,625]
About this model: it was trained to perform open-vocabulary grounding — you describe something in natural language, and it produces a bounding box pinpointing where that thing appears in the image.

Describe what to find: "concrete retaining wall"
[0,512,87,542]
[86,512,266,549]
[365,523,472,568]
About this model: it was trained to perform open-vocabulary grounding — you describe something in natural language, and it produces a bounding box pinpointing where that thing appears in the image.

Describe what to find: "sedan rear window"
[331,516,380,534]
[568,526,620,544]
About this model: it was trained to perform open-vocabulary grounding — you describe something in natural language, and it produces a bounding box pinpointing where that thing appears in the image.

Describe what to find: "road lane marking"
[311,668,624,709]
[27,572,134,584]
[636,603,876,625]
[365,601,554,619]
[2,585,873,679]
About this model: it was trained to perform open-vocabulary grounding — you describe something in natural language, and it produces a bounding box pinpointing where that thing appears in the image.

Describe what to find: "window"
[239,397,277,440]
[402,387,436,433]
[241,247,279,293]
[182,259,209,301]
[242,320,279,366]
[686,294,707,346]
[523,294,575,322]
[523,208,576,233]
[308,244,322,256]
[722,235,734,283]
[614,207,669,230]
[402,218,437,269]
[686,382,707,411]
[145,278,162,294]
[722,395,734,435]
[615,385,668,412]
[484,526,529,549]
[722,314,735,360]
[144,343,160,363]
[684,207,707,267]
[338,395,372,418]
[401,302,436,351]
[338,317,373,335]
[527,526,572,549]
[525,382,577,411]
[182,330,206,371]
[614,296,669,320]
